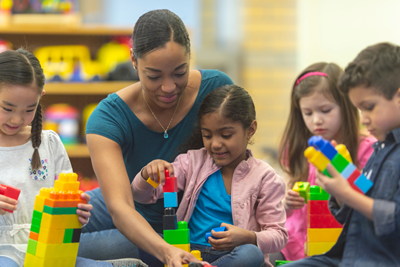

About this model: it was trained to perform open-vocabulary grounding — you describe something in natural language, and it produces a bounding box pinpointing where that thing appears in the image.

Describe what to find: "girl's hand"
[283,190,305,210]
[0,195,18,215]
[141,160,174,186]
[315,164,352,199]
[77,193,92,225]
[207,223,256,251]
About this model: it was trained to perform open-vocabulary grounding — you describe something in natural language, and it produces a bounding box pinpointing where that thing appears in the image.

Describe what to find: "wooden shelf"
[65,144,90,158]
[0,25,132,36]
[44,81,134,95]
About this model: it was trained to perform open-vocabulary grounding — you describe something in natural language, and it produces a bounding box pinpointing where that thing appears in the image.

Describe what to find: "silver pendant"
[164,131,169,139]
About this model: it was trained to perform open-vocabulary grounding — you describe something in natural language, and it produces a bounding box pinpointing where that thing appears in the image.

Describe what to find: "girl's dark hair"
[339,42,400,100]
[180,84,256,152]
[132,9,191,61]
[0,49,45,170]
[278,62,361,189]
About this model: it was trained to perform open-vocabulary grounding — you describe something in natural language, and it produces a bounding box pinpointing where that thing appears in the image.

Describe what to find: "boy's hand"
[141,160,174,186]
[77,193,92,225]
[315,164,351,198]
[0,195,18,215]
[283,190,305,210]
[207,223,255,251]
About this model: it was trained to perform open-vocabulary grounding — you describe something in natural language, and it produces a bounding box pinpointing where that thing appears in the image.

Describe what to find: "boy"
[284,42,400,266]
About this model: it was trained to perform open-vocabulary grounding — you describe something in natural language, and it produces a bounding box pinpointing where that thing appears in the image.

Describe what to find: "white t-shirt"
[0,130,72,265]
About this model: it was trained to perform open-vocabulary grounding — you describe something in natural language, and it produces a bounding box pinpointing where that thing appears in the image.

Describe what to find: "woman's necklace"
[142,90,182,139]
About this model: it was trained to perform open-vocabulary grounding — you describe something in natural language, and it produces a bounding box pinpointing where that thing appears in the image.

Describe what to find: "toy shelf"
[44,81,134,95]
[65,144,89,158]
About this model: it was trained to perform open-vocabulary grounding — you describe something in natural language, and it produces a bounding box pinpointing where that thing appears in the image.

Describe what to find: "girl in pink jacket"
[132,85,288,267]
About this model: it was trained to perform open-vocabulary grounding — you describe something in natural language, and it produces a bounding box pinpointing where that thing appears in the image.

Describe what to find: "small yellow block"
[173,244,190,252]
[36,242,79,259]
[38,227,65,244]
[307,228,342,243]
[24,253,76,267]
[191,250,202,261]
[54,180,80,191]
[305,242,335,256]
[304,147,330,172]
[147,177,160,188]
[33,195,46,212]
[335,144,353,163]
[41,213,82,229]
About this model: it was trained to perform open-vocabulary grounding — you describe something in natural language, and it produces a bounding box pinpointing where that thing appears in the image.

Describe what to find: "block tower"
[147,170,203,266]
[24,173,87,267]
[305,136,373,194]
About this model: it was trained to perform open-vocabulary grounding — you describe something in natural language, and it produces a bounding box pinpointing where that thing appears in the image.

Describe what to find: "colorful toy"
[147,170,203,267]
[0,184,21,213]
[24,173,87,267]
[275,260,292,266]
[292,181,310,203]
[43,104,79,146]
[205,226,227,242]
[305,136,373,194]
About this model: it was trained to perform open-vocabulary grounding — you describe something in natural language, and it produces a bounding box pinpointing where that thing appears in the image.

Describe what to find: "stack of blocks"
[147,170,203,267]
[305,136,373,194]
[24,173,87,267]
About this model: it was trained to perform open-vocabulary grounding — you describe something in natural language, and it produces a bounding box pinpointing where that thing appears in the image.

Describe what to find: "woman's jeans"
[78,188,139,260]
[139,234,265,267]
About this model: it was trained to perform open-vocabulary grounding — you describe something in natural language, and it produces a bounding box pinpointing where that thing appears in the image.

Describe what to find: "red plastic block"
[307,215,343,228]
[332,218,343,228]
[0,184,21,213]
[307,200,330,215]
[347,170,364,194]
[163,170,178,193]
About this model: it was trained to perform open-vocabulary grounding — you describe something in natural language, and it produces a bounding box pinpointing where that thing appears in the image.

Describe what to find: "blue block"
[341,163,357,179]
[164,192,178,208]
[205,232,212,242]
[354,174,373,194]
[308,136,337,160]
[205,226,227,242]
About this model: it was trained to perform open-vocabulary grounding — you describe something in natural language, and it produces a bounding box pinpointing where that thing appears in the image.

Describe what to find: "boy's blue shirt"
[327,127,400,266]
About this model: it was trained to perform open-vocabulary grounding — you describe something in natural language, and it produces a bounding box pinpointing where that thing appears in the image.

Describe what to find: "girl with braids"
[0,49,119,267]
[132,85,288,267]
[270,62,376,265]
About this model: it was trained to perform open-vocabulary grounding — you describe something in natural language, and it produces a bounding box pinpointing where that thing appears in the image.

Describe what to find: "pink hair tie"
[295,71,327,86]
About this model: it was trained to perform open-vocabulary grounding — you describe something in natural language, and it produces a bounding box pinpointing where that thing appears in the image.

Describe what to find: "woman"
[78,9,233,267]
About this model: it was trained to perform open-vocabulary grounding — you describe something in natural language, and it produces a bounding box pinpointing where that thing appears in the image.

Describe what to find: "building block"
[24,253,77,267]
[276,260,292,266]
[293,182,310,203]
[341,163,357,179]
[308,185,329,200]
[307,228,342,242]
[35,242,79,259]
[205,226,227,242]
[308,136,337,160]
[354,174,374,194]
[307,200,330,215]
[63,229,73,243]
[163,169,178,193]
[163,221,190,245]
[147,177,160,188]
[335,144,352,163]
[347,170,364,194]
[304,147,330,172]
[43,206,78,215]
[29,231,39,241]
[330,153,350,173]
[305,242,336,256]
[172,244,190,252]
[27,239,38,255]
[0,184,21,213]
[71,228,82,243]
[164,192,178,208]
[38,227,65,244]
[163,208,178,230]
[54,173,80,191]
[41,213,82,229]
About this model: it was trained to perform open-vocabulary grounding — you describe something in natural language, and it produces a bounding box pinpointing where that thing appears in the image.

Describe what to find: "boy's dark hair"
[0,49,45,170]
[132,9,191,62]
[180,84,256,152]
[339,42,400,99]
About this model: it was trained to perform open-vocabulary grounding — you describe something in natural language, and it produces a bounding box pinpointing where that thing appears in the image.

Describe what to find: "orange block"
[29,231,39,241]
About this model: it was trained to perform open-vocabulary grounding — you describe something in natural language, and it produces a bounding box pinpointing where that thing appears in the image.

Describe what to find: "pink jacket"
[132,148,288,266]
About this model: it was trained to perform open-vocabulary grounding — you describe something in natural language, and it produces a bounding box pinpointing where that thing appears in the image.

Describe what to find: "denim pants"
[78,188,139,260]
[139,234,265,267]
[0,256,112,267]
[282,255,341,267]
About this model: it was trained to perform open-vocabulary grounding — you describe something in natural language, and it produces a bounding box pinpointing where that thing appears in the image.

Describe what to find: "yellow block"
[307,228,342,243]
[304,147,330,172]
[335,144,353,163]
[33,195,46,212]
[54,180,80,191]
[38,227,65,244]
[41,213,82,229]
[24,253,76,267]
[166,250,202,267]
[305,242,335,256]
[147,177,159,188]
[36,242,79,259]
[173,244,190,252]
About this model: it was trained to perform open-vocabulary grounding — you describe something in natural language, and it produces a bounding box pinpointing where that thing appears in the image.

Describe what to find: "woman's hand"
[315,164,352,199]
[141,159,174,186]
[0,195,18,215]
[164,245,202,267]
[207,223,256,251]
[77,193,92,225]
[283,190,305,210]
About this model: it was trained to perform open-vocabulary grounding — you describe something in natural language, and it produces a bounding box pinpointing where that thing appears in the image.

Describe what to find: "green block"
[27,239,38,255]
[31,217,41,227]
[32,210,42,220]
[164,221,190,245]
[296,182,310,203]
[308,185,330,200]
[331,153,349,173]
[276,260,292,266]
[30,224,40,234]
[43,205,78,215]
[63,229,73,243]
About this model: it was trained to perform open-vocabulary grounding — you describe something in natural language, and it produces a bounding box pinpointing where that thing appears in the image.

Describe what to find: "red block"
[0,184,21,213]
[347,170,363,194]
[163,170,178,193]
[308,214,334,228]
[307,200,331,215]
[332,218,343,228]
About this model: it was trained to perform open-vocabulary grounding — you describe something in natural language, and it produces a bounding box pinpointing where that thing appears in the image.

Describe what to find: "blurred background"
[1,0,399,186]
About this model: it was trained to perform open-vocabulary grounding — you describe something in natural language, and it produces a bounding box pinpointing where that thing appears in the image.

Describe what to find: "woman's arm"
[87,134,198,266]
